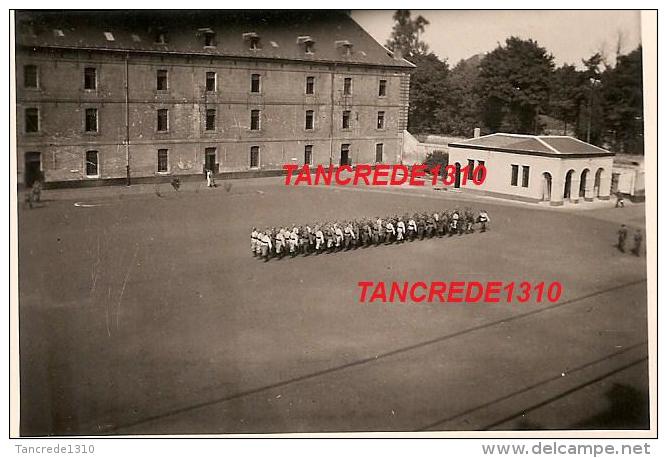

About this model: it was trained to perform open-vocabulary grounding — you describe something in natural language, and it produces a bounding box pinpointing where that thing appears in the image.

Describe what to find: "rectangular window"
[206,72,216,92]
[157,70,168,91]
[85,108,98,132]
[305,76,315,94]
[343,77,352,95]
[342,110,351,129]
[25,108,39,133]
[305,110,314,130]
[250,146,260,168]
[522,165,530,188]
[377,111,385,129]
[157,109,168,132]
[467,159,475,180]
[24,65,38,88]
[204,32,216,47]
[251,74,261,93]
[476,160,485,181]
[206,109,216,131]
[511,164,519,186]
[378,79,387,97]
[250,109,260,130]
[84,67,96,90]
[304,145,313,165]
[340,144,350,166]
[375,143,384,163]
[157,149,169,173]
[85,150,99,177]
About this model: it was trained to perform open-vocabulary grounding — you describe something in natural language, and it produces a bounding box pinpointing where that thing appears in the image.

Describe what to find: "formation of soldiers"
[251,208,490,261]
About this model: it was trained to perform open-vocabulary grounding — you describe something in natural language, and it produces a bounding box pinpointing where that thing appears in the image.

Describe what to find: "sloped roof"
[15,10,415,69]
[449,133,614,158]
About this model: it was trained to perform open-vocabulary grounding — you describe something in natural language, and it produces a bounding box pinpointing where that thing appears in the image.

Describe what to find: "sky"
[350,10,642,69]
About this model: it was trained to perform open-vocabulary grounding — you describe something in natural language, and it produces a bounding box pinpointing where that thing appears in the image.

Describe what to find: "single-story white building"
[445,133,615,205]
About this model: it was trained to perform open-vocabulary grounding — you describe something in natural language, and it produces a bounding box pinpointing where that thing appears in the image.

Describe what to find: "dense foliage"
[387,11,645,154]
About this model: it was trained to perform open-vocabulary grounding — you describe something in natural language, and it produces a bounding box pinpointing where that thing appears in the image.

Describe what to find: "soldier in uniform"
[464,208,475,233]
[251,227,258,256]
[275,227,286,258]
[478,210,490,232]
[289,227,300,257]
[396,216,406,243]
[344,221,356,249]
[631,229,643,257]
[425,214,436,238]
[407,216,417,241]
[260,228,272,262]
[315,225,325,253]
[416,213,426,240]
[617,224,628,252]
[449,210,459,236]
[385,219,396,244]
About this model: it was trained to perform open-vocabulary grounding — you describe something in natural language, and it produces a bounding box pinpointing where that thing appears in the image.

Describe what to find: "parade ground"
[16,177,649,435]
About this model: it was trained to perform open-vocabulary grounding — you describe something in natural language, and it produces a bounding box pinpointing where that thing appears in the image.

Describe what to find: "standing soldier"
[260,228,272,262]
[385,219,396,244]
[478,209,490,232]
[344,221,356,249]
[396,216,406,243]
[334,223,344,251]
[416,213,425,240]
[631,229,643,257]
[464,208,475,233]
[617,224,628,252]
[425,214,436,238]
[286,227,295,257]
[407,215,417,241]
[315,225,325,253]
[275,227,286,258]
[251,227,259,256]
[449,210,459,236]
[434,211,444,237]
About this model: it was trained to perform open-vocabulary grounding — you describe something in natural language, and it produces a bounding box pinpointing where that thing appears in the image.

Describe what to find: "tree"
[406,52,449,133]
[385,10,430,57]
[436,55,483,137]
[475,37,555,134]
[549,64,587,134]
[600,46,644,153]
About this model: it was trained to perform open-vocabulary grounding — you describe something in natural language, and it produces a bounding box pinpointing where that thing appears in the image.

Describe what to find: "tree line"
[385,11,644,154]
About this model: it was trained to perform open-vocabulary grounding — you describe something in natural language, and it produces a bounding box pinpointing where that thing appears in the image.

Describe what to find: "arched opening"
[542,172,552,202]
[594,168,604,198]
[454,162,461,188]
[563,169,575,199]
[24,151,42,187]
[579,168,590,198]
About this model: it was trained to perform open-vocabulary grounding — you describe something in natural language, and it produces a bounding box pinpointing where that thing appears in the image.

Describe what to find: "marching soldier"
[407,216,417,241]
[260,228,272,262]
[464,208,475,233]
[449,210,459,236]
[275,227,286,258]
[385,219,396,244]
[396,216,406,243]
[315,225,325,253]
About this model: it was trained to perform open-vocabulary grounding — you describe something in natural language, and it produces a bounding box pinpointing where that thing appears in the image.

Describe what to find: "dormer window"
[199,28,216,47]
[155,30,167,44]
[243,32,260,50]
[53,29,64,37]
[104,32,115,42]
[335,40,353,56]
[297,36,315,54]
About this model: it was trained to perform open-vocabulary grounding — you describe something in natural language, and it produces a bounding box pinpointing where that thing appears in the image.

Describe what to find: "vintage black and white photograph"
[11,8,654,437]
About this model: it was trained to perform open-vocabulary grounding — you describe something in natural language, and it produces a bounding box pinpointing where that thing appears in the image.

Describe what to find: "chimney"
[473,127,481,138]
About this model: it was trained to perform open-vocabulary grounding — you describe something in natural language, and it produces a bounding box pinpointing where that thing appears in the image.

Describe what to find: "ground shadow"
[572,383,649,430]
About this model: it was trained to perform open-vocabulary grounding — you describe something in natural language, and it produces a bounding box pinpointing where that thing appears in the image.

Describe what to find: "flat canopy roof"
[449,133,615,158]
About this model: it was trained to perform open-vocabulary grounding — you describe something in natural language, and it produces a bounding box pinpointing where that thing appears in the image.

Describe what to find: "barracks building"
[15,11,413,187]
